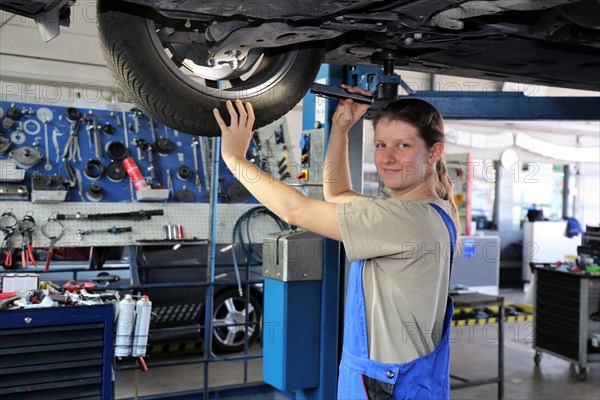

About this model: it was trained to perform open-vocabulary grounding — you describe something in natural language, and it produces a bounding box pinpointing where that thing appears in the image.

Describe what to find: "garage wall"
[0,2,122,101]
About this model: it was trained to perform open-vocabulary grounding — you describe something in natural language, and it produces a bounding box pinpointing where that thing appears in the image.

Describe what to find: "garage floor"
[115,289,600,399]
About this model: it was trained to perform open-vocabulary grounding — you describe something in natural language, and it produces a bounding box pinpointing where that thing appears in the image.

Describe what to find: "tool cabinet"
[533,267,600,381]
[0,304,114,399]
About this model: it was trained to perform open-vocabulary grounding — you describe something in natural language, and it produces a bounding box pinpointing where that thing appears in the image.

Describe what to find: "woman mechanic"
[213,85,460,400]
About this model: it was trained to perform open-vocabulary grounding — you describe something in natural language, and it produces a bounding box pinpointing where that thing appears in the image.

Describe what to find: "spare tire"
[97,1,325,136]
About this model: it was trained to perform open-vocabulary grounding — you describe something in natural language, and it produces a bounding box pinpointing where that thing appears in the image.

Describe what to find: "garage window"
[513,163,565,229]
[471,159,496,230]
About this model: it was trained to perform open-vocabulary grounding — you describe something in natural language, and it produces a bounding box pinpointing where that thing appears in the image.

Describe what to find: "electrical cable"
[230,206,288,296]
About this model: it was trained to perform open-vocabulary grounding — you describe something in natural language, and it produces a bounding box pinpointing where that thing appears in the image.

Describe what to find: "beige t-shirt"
[337,195,452,364]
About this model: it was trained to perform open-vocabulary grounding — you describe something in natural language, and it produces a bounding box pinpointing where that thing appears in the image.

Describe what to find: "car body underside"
[2,0,599,134]
[9,0,599,89]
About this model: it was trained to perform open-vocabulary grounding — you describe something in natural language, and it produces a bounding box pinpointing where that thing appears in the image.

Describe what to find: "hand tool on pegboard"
[191,138,202,190]
[0,211,18,269]
[18,214,37,268]
[76,226,132,239]
[55,209,164,221]
[62,113,83,162]
[41,218,65,272]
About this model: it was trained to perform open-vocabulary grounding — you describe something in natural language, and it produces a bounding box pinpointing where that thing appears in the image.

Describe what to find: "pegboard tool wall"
[0,95,296,247]
[1,203,286,247]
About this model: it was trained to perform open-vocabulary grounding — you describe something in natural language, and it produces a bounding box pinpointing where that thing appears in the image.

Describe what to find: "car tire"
[211,288,262,353]
[97,0,325,136]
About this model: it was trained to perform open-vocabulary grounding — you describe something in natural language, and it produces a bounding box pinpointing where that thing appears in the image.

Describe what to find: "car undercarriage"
[2,0,599,134]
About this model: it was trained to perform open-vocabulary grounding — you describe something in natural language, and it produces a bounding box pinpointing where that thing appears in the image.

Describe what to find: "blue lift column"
[297,64,345,400]
[262,64,361,399]
[294,64,379,400]
[261,64,348,399]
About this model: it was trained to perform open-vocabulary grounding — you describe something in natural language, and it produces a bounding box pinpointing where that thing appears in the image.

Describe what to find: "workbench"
[451,292,505,400]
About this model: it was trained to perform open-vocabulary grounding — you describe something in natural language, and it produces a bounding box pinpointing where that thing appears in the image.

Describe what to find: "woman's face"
[374,118,433,195]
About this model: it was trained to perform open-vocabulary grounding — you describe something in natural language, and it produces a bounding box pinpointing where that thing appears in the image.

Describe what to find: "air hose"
[231,206,288,296]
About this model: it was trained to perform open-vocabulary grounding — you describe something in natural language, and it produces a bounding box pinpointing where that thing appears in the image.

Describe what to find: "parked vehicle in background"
[135,244,263,353]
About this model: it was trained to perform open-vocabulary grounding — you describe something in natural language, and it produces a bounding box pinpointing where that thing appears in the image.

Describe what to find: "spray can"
[131,295,152,357]
[115,294,136,357]
[123,156,148,191]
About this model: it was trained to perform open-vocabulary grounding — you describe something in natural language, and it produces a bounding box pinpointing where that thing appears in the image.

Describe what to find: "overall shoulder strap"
[429,203,457,275]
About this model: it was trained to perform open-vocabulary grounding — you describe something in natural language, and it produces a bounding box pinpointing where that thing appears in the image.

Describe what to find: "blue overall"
[337,204,456,400]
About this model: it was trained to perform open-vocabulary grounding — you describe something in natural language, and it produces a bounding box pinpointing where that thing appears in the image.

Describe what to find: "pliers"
[0,233,12,268]
[1,232,14,268]
[0,211,18,269]
[19,215,37,269]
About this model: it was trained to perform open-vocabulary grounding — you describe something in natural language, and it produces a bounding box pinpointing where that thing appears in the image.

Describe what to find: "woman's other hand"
[213,99,255,163]
[331,85,372,134]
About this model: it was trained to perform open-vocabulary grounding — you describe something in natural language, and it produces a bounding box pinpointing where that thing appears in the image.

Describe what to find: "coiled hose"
[231,206,288,296]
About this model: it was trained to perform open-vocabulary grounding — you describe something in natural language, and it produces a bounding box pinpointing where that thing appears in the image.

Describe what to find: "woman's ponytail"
[436,157,462,239]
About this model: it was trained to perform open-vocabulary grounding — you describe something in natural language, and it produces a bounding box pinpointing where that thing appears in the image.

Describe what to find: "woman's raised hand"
[331,85,372,134]
[213,99,255,162]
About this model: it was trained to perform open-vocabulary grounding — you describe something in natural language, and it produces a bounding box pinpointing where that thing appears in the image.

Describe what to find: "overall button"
[386,371,395,379]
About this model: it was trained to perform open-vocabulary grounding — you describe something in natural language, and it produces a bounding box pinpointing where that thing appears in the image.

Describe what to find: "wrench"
[76,226,132,238]
[85,118,94,150]
[75,169,83,200]
[191,138,202,191]
[149,117,157,143]
[52,126,63,162]
[147,146,156,182]
[93,117,102,159]
[43,121,52,171]
[62,157,76,188]
[166,168,173,199]
[131,111,140,133]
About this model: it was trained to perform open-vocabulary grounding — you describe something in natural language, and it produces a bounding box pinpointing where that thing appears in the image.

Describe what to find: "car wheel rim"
[212,297,256,348]
[146,17,300,99]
